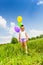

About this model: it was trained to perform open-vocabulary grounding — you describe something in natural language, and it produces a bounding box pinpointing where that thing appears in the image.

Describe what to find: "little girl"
[19,25,28,54]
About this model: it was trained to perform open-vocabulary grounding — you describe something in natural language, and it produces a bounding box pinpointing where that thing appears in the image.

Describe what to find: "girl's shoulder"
[20,30,26,33]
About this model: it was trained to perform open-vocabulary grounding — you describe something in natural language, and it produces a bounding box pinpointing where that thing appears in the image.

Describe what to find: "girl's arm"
[25,32,29,41]
[19,33,20,42]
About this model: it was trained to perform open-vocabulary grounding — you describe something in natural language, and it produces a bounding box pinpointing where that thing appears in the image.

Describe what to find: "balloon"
[18,22,22,27]
[14,26,20,33]
[17,16,22,22]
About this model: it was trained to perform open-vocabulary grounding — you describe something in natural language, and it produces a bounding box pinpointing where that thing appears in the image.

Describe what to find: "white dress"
[19,31,26,42]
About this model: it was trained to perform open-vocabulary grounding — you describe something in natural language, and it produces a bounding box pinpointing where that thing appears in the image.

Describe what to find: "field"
[0,38,43,65]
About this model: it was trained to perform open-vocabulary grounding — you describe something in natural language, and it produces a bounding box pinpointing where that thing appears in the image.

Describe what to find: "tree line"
[29,34,43,40]
[11,35,43,44]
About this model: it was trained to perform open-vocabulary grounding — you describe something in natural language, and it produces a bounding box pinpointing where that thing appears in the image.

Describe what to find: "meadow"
[0,38,43,65]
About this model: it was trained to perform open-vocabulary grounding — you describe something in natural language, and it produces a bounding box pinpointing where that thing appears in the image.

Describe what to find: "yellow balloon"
[17,16,22,22]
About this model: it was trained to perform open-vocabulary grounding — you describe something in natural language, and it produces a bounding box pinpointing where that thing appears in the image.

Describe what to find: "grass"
[0,38,43,65]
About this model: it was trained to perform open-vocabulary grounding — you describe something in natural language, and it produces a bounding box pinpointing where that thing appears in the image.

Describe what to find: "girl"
[19,25,29,54]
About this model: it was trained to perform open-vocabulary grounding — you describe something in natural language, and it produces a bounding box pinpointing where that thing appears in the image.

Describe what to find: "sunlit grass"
[0,38,43,65]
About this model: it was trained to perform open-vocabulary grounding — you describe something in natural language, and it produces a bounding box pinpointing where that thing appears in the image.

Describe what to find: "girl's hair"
[20,25,24,27]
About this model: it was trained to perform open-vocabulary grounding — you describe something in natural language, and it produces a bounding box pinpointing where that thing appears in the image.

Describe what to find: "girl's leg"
[22,42,28,54]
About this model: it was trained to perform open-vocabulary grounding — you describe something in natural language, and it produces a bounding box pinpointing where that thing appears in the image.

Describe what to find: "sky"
[0,0,43,44]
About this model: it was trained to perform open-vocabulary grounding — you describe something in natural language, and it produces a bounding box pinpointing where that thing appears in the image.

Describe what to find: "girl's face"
[20,26,25,31]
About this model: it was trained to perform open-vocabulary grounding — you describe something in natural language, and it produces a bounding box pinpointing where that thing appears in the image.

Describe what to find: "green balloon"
[18,22,22,27]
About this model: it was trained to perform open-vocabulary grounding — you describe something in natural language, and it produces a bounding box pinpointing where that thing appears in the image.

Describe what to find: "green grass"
[0,38,43,65]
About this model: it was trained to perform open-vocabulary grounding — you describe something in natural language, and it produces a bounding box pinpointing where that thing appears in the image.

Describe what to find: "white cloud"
[29,29,43,38]
[0,16,18,44]
[0,36,12,44]
[0,16,16,35]
[0,16,7,28]
[37,1,43,5]
[8,22,16,35]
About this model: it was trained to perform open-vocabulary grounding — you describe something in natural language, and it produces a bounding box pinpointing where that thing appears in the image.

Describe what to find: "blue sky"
[0,0,43,43]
